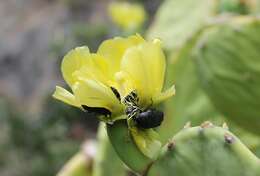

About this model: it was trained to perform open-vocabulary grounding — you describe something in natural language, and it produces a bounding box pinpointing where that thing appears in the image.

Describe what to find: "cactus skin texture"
[93,123,126,176]
[147,0,216,51]
[108,120,260,176]
[193,16,260,135]
[106,120,153,174]
[158,35,223,144]
[147,122,260,176]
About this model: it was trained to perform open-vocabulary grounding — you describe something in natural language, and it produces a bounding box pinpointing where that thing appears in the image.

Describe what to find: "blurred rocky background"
[0,0,160,175]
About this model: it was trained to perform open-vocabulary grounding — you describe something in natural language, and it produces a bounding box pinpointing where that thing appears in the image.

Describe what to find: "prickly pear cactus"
[93,123,126,176]
[147,0,216,50]
[193,16,260,135]
[148,122,260,176]
[107,121,260,176]
[158,36,223,144]
[107,120,153,174]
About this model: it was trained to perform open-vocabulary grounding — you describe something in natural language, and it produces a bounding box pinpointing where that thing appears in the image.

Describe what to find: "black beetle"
[134,109,164,129]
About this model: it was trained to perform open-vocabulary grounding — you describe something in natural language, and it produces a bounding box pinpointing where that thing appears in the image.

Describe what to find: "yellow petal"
[53,86,81,108]
[72,54,111,85]
[131,127,161,159]
[73,79,123,114]
[153,85,175,105]
[120,40,166,106]
[97,34,145,75]
[114,71,135,98]
[61,46,91,86]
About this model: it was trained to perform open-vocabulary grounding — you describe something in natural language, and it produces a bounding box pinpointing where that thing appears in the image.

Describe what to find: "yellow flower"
[53,34,175,123]
[108,2,146,30]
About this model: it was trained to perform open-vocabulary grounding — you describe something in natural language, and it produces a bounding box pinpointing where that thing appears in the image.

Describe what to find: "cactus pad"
[107,120,260,176]
[148,122,260,176]
[193,16,260,135]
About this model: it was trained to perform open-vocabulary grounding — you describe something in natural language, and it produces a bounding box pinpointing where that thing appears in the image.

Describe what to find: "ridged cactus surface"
[193,17,260,135]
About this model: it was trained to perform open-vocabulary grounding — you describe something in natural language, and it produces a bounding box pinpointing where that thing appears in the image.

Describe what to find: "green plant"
[56,0,260,175]
[108,120,260,176]
[193,16,260,135]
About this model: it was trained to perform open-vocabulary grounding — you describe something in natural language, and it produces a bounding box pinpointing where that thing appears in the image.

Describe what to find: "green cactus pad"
[147,0,217,50]
[106,120,153,174]
[148,123,260,176]
[193,16,260,135]
[93,123,126,176]
[158,36,223,144]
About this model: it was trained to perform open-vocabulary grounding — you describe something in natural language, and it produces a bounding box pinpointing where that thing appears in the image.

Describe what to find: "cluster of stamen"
[123,90,141,119]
